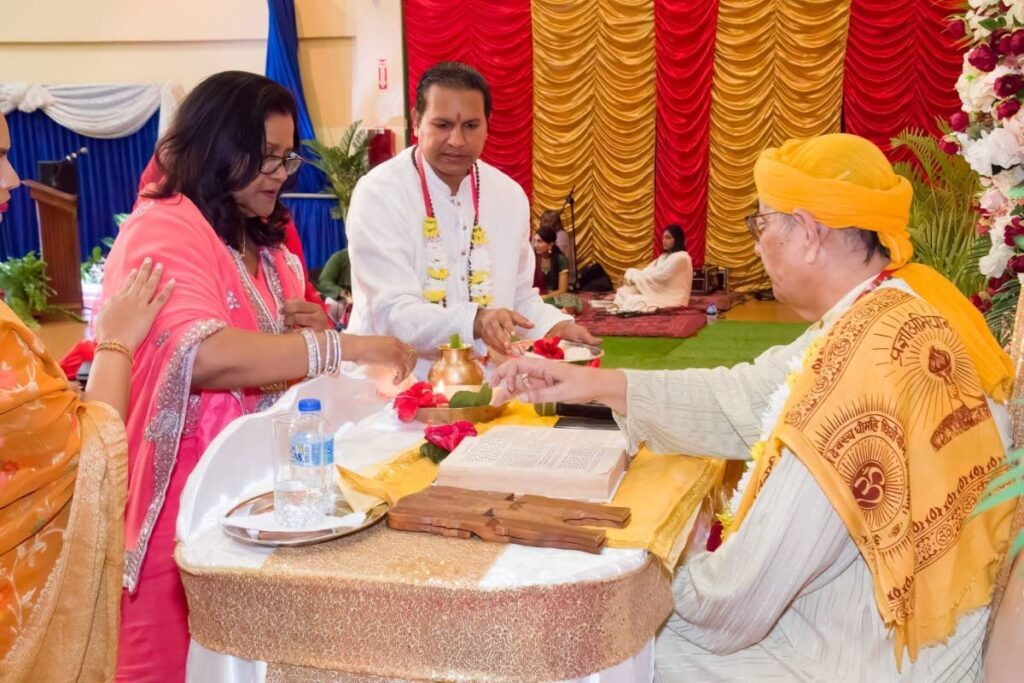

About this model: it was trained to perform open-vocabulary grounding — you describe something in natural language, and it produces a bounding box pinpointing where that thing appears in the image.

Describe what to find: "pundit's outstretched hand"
[547,320,602,347]
[490,356,627,414]
[474,307,534,352]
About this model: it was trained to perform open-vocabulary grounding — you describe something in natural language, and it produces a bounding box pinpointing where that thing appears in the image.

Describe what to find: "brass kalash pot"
[427,344,485,388]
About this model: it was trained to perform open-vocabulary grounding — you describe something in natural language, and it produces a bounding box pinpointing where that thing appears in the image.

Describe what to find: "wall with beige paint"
[0,0,403,143]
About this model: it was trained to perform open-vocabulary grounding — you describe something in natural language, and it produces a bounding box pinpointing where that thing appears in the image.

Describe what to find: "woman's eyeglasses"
[260,152,304,176]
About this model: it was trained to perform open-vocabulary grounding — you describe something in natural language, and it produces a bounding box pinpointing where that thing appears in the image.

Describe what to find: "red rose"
[999,34,1014,56]
[587,357,602,368]
[971,293,993,314]
[1009,254,1024,274]
[949,111,970,132]
[943,19,966,41]
[969,44,999,72]
[394,381,448,422]
[938,137,960,155]
[424,420,477,453]
[1012,30,1024,55]
[1004,218,1024,247]
[996,74,1024,97]
[996,98,1021,120]
[532,336,565,360]
[989,273,1012,295]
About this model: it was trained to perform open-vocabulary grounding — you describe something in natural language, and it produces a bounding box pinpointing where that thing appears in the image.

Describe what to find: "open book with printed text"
[434,425,628,502]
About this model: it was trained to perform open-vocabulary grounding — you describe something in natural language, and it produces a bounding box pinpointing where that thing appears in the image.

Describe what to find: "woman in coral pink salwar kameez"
[103,71,417,682]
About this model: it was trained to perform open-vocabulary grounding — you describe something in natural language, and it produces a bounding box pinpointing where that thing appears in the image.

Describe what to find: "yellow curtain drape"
[705,0,852,291]
[531,0,656,281]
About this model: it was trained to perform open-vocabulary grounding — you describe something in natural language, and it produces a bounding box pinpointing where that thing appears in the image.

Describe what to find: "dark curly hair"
[145,71,298,250]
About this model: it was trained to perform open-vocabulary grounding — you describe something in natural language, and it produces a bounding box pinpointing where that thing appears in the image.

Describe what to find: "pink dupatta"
[102,194,305,591]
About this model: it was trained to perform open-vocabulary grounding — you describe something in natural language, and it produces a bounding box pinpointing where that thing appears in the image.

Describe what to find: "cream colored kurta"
[616,277,1011,682]
[614,251,693,312]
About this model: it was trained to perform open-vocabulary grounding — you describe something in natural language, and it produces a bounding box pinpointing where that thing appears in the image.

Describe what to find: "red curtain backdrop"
[403,0,534,198]
[653,0,719,267]
[843,0,963,159]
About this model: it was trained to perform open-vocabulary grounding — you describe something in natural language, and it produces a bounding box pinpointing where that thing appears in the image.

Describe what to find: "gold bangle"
[95,340,133,358]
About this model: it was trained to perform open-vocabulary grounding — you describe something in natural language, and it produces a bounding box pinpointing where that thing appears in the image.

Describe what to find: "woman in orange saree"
[1,106,175,680]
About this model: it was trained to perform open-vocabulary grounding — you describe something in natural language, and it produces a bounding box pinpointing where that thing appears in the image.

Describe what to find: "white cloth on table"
[346,146,571,376]
[179,371,654,682]
[616,277,1011,682]
[614,251,693,312]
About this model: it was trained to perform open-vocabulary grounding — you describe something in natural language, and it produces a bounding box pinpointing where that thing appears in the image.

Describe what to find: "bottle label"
[290,439,322,467]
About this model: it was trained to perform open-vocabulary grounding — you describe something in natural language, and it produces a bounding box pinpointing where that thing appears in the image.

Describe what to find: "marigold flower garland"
[415,147,493,308]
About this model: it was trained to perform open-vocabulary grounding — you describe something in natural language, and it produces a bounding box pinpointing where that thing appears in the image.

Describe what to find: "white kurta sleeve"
[507,193,572,339]
[613,332,811,458]
[668,452,860,654]
[347,174,477,353]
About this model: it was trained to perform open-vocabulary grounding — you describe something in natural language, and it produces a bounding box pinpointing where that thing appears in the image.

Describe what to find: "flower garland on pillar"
[942,1,1024,328]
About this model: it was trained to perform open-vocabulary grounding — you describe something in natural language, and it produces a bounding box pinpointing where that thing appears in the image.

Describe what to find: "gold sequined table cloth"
[178,522,671,681]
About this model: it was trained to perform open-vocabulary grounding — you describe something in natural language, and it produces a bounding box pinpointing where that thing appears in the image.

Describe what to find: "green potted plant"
[302,120,370,221]
[890,126,985,298]
[0,252,77,327]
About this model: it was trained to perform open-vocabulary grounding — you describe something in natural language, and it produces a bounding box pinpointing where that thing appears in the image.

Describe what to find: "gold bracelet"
[95,340,133,358]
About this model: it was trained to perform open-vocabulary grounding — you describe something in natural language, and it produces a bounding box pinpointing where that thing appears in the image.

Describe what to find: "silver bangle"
[300,329,318,378]
[324,329,336,375]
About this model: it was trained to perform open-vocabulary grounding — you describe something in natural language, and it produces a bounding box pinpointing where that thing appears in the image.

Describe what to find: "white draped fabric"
[0,82,183,138]
[178,371,661,682]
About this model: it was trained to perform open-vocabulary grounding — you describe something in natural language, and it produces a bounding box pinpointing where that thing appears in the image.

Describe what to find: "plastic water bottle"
[296,398,340,514]
[706,302,719,325]
[275,402,326,528]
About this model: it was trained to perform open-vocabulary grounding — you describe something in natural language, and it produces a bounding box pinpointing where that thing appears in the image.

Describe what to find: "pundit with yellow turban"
[491,133,1015,681]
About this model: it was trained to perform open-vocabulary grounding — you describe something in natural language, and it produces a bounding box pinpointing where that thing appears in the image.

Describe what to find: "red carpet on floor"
[575,304,707,338]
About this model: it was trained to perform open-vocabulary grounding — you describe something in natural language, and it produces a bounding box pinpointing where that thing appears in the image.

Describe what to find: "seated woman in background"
[532,225,570,297]
[1,109,173,681]
[613,224,693,311]
[538,208,575,285]
[102,71,417,682]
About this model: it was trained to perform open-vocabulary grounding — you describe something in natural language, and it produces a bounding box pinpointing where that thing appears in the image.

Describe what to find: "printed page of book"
[440,426,626,475]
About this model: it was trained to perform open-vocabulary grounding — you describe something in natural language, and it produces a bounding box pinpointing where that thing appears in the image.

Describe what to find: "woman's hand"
[490,357,627,414]
[282,298,331,331]
[342,335,419,384]
[94,257,175,352]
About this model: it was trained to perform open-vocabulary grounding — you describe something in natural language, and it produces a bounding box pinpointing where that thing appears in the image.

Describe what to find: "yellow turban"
[754,133,1012,402]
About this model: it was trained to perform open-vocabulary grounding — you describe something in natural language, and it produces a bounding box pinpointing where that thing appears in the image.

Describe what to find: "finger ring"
[517,373,531,387]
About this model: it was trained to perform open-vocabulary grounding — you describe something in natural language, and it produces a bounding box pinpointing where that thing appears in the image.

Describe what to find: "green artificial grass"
[600,320,808,371]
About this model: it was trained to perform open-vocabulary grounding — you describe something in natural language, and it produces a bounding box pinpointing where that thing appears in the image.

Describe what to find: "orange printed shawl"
[732,287,1013,664]
[0,302,127,681]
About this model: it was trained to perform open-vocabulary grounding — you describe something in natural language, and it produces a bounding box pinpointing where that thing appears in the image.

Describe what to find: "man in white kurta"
[491,134,1015,681]
[347,62,595,374]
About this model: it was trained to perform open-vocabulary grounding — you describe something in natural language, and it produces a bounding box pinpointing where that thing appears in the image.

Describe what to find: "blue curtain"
[280,194,346,269]
[1,111,157,261]
[266,0,324,194]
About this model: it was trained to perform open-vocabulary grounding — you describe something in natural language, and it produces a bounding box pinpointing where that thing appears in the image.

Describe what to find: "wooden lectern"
[23,179,83,312]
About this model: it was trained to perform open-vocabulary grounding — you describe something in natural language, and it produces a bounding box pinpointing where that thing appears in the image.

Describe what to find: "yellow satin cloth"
[732,288,1012,664]
[530,0,656,281]
[338,402,724,569]
[754,133,1013,401]
[0,302,127,681]
[705,0,852,290]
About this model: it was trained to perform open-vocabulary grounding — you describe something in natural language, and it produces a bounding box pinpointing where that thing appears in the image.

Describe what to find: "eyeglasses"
[260,152,304,176]
[745,211,786,242]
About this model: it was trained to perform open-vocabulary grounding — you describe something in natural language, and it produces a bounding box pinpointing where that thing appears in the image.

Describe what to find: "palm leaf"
[302,120,370,221]
[891,125,985,298]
